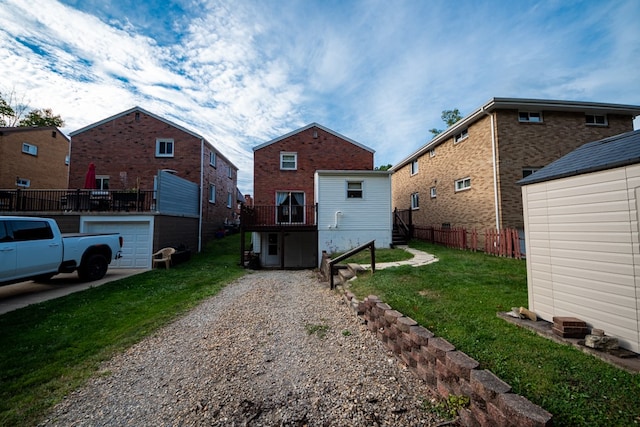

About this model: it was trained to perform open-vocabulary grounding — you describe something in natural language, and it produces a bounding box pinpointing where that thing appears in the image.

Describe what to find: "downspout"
[482,107,501,231]
[198,139,204,252]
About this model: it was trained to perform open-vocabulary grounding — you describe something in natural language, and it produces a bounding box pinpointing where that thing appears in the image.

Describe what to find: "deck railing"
[240,204,317,227]
[0,189,155,213]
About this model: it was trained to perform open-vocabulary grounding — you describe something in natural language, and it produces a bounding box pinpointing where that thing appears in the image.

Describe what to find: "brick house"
[0,126,69,189]
[69,106,239,245]
[390,98,640,244]
[244,123,374,268]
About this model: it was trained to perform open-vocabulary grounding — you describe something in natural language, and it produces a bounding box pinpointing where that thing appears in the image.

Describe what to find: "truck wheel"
[78,254,108,281]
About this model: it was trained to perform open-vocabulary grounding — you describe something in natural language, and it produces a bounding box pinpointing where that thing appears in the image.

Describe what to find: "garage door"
[83,220,153,269]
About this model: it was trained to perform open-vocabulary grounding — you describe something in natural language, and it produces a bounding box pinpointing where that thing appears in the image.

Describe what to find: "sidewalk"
[359,245,438,270]
[0,269,148,315]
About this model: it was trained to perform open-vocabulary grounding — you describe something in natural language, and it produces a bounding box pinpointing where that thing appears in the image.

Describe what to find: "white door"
[262,232,280,267]
[84,220,152,269]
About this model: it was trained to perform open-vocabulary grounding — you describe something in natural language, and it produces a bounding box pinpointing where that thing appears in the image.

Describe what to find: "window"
[156,138,174,157]
[228,167,233,179]
[429,149,436,158]
[65,155,70,166]
[522,168,540,179]
[22,143,38,156]
[518,112,543,123]
[454,129,468,143]
[227,192,232,208]
[210,151,217,167]
[209,184,216,203]
[586,114,607,126]
[9,220,53,241]
[411,192,419,210]
[276,191,305,223]
[96,176,110,190]
[347,181,363,199]
[455,177,471,192]
[410,159,419,175]
[16,178,30,188]
[280,152,297,170]
[430,187,437,198]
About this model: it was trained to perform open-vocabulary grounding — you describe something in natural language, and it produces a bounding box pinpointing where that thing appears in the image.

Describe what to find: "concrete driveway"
[0,269,148,315]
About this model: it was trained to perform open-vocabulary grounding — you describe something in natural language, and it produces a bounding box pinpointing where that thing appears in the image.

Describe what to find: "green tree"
[428,108,463,138]
[0,97,14,126]
[18,108,65,127]
[375,164,392,171]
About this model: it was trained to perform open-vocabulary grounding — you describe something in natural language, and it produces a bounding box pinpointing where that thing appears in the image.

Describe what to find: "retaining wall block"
[459,406,482,427]
[498,393,553,427]
[428,337,456,362]
[471,369,511,403]
[396,316,418,333]
[383,309,403,324]
[401,349,417,368]
[487,401,509,427]
[446,351,480,382]
[409,325,434,347]
[417,363,437,387]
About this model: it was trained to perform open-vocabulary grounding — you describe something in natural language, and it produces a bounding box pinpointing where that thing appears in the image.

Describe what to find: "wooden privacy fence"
[413,226,522,259]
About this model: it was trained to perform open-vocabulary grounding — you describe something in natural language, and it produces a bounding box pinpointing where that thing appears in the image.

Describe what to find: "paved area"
[0,269,148,315]
[359,245,438,270]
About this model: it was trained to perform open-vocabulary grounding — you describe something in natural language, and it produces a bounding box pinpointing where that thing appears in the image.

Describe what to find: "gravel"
[41,270,445,426]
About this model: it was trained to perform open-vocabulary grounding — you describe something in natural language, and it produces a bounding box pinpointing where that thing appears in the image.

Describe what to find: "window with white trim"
[585,114,607,126]
[455,177,471,192]
[411,192,419,210]
[411,159,419,175]
[347,181,363,199]
[280,152,297,170]
[228,166,233,179]
[209,184,216,203]
[430,187,437,198]
[16,178,30,188]
[454,129,468,143]
[65,155,70,165]
[429,149,436,157]
[96,176,110,190]
[227,191,233,208]
[22,143,38,156]
[156,138,174,157]
[210,151,217,167]
[518,111,543,123]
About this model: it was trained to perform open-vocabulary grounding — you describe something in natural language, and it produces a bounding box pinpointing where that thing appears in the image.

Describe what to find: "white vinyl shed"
[520,130,640,353]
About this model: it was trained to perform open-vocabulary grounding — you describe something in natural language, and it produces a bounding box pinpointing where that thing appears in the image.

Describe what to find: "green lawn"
[0,234,246,427]
[347,240,640,427]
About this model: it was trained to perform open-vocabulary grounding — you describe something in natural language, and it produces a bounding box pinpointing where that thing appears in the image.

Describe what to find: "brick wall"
[345,292,552,427]
[254,125,373,206]
[496,111,634,229]
[70,110,238,245]
[392,110,636,233]
[0,127,69,189]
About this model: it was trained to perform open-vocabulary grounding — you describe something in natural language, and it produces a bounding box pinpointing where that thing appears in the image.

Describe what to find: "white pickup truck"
[0,216,123,285]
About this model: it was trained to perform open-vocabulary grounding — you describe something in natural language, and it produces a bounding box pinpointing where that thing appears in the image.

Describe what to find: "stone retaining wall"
[344,292,552,427]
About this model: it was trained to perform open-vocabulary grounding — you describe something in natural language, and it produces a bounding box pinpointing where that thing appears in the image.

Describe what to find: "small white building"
[315,170,392,265]
[520,130,640,353]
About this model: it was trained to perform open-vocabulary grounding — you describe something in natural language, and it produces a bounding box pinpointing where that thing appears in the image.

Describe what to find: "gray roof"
[519,129,640,185]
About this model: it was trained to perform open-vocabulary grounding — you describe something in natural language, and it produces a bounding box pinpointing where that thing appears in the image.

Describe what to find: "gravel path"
[41,270,444,426]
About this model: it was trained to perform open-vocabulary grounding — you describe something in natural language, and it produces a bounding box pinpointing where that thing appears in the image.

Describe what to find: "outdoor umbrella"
[84,163,96,189]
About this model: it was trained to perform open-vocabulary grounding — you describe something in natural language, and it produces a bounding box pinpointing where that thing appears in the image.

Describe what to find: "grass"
[0,234,246,427]
[332,246,414,264]
[347,240,640,427]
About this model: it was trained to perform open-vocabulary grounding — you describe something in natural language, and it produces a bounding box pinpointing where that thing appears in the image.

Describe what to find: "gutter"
[481,107,501,231]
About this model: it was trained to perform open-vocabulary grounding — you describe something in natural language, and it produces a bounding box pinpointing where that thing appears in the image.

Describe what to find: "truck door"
[0,221,17,282]
[9,220,61,278]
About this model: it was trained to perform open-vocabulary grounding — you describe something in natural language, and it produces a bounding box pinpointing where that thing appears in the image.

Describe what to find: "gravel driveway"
[41,270,444,426]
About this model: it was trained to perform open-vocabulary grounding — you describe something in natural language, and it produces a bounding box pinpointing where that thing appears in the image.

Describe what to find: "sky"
[1,0,639,196]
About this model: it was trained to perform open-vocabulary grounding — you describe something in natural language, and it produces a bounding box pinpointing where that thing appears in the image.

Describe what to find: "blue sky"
[1,0,639,195]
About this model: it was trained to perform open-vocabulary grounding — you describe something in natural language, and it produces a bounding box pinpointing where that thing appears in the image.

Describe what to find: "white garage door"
[83,220,153,269]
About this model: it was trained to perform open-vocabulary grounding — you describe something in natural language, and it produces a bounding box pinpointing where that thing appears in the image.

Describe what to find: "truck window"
[9,220,54,241]
[0,222,10,242]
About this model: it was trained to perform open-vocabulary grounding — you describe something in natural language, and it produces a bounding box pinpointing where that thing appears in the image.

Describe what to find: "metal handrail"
[328,240,375,289]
